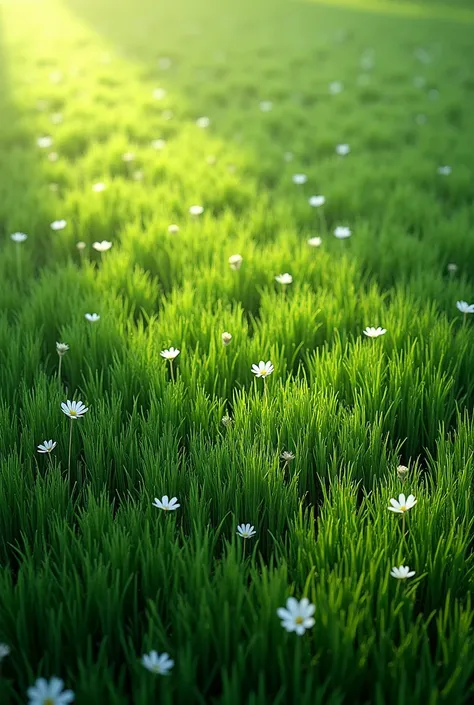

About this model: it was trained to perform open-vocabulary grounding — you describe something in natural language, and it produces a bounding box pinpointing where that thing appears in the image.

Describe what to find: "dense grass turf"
[1,0,474,702]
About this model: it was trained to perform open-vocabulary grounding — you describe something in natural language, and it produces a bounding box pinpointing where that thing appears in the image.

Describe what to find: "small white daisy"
[307,237,322,247]
[309,195,325,207]
[56,342,69,356]
[387,493,417,514]
[292,174,307,185]
[363,326,387,338]
[37,136,53,149]
[221,332,232,346]
[50,220,67,231]
[141,651,174,675]
[37,440,57,454]
[152,495,180,511]
[168,224,180,234]
[196,116,211,128]
[281,450,295,462]
[160,347,180,360]
[151,139,166,150]
[85,313,100,322]
[334,226,352,239]
[189,205,204,216]
[92,182,107,192]
[158,57,172,70]
[228,254,243,270]
[275,273,293,285]
[329,81,343,94]
[0,643,11,662]
[283,152,294,162]
[456,301,474,314]
[336,144,350,156]
[251,361,274,378]
[10,232,28,243]
[438,165,452,176]
[277,597,315,636]
[237,523,256,539]
[61,400,88,420]
[122,152,135,162]
[259,101,273,112]
[76,241,86,250]
[48,152,59,163]
[152,88,167,100]
[92,240,113,252]
[390,565,416,580]
[27,677,75,705]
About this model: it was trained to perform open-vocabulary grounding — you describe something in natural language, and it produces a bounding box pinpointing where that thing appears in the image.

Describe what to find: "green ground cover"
[1,0,474,702]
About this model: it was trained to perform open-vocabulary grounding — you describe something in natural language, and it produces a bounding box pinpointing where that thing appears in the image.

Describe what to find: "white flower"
[390,565,416,580]
[122,152,135,162]
[447,263,458,274]
[307,237,322,247]
[397,465,409,481]
[196,116,211,128]
[85,313,100,322]
[92,182,106,192]
[160,347,180,360]
[152,495,180,511]
[48,152,59,163]
[151,139,166,150]
[56,342,69,356]
[61,400,88,420]
[292,174,307,185]
[37,136,53,148]
[37,440,57,454]
[50,112,63,125]
[27,677,75,705]
[228,254,243,270]
[456,301,474,314]
[49,183,59,192]
[133,170,143,180]
[336,144,350,156]
[10,232,28,243]
[277,597,315,635]
[158,57,172,70]
[168,224,180,234]
[251,361,274,378]
[50,220,67,231]
[92,240,113,252]
[334,226,352,239]
[206,155,217,165]
[283,152,294,162]
[162,109,174,120]
[222,332,232,346]
[221,415,233,428]
[141,651,174,675]
[152,88,167,100]
[189,205,204,216]
[309,195,325,207]
[76,241,86,250]
[275,273,293,285]
[259,101,273,112]
[363,326,387,338]
[0,643,10,661]
[438,166,451,176]
[49,70,63,84]
[329,81,343,94]
[280,450,295,462]
[387,493,417,514]
[237,523,256,539]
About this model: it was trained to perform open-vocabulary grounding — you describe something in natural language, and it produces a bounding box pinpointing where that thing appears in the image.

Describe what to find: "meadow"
[1,0,474,702]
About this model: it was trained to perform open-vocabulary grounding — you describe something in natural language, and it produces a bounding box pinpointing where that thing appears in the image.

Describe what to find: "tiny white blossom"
[50,112,63,125]
[122,152,135,162]
[196,116,211,128]
[168,224,180,234]
[277,597,315,636]
[413,75,426,88]
[152,495,180,511]
[456,301,474,314]
[49,183,59,192]
[189,205,204,216]
[387,493,417,514]
[363,326,387,338]
[10,232,28,243]
[37,136,53,149]
[329,81,343,94]
[336,144,350,156]
[85,313,100,322]
[275,273,293,285]
[160,347,180,360]
[292,174,307,185]
[259,101,273,112]
[48,152,59,163]
[390,565,416,580]
[133,170,143,180]
[56,342,69,356]
[283,152,294,162]
[237,523,256,539]
[222,332,232,346]
[76,241,86,250]
[309,195,325,207]
[334,226,352,239]
[92,240,113,252]
[158,57,172,70]
[251,361,274,378]
[228,254,243,270]
[50,220,67,231]
[61,400,88,420]
[49,70,63,84]
[162,109,174,120]
[447,263,458,274]
[151,139,166,150]
[92,182,106,192]
[152,88,167,100]
[280,450,295,462]
[307,237,322,247]
[221,415,233,428]
[27,677,75,705]
[438,166,451,176]
[37,440,57,454]
[141,651,174,675]
[0,643,11,661]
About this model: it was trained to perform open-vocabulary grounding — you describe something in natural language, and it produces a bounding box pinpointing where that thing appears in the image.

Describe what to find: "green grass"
[1,0,474,702]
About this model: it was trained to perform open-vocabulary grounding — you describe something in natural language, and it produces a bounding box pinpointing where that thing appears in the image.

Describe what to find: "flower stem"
[464,312,467,328]
[16,248,22,285]
[67,419,73,485]
[58,355,62,382]
[169,360,175,383]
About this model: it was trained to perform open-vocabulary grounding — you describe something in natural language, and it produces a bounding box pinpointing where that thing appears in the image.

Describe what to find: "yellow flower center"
[295,616,304,625]
[69,410,77,416]
[260,370,267,376]
[400,505,406,512]
[44,699,55,705]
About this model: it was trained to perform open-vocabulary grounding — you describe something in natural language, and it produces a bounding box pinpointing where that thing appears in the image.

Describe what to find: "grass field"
[1,0,474,702]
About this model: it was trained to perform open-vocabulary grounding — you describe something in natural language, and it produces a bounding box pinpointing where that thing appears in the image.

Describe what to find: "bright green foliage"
[1,0,474,702]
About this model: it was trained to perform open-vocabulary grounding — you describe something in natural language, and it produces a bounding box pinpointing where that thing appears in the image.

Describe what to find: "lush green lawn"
[1,0,474,702]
